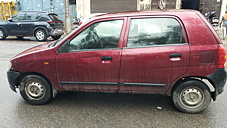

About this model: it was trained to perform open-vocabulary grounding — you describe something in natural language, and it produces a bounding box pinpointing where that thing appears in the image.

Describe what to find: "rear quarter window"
[48,14,62,21]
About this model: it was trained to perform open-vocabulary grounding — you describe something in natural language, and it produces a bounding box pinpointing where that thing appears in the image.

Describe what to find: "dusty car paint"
[7,10,227,113]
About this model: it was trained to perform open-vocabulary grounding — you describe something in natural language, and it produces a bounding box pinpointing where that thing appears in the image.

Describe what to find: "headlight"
[8,61,12,70]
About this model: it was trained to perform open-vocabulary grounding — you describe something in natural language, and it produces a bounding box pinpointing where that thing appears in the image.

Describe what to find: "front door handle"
[102,56,112,60]
[169,53,182,58]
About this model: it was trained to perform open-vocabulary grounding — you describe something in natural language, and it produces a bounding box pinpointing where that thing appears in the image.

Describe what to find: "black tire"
[172,80,211,114]
[35,29,47,41]
[0,29,6,40]
[19,75,52,105]
[51,35,61,40]
[16,36,24,39]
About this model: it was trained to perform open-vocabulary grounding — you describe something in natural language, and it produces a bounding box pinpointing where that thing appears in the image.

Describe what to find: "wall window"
[69,20,123,51]
[127,18,186,47]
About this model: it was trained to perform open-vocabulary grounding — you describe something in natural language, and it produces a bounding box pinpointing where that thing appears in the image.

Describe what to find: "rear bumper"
[7,70,20,92]
[207,69,227,97]
[50,28,64,36]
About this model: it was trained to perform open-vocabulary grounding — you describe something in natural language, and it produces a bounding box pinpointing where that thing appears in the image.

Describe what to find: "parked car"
[0,11,64,41]
[7,10,227,113]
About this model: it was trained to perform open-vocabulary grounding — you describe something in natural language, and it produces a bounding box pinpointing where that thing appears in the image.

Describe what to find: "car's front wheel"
[35,29,47,41]
[51,35,61,40]
[0,29,6,40]
[172,80,211,114]
[19,75,52,105]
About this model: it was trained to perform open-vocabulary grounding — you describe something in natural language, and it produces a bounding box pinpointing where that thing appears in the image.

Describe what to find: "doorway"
[181,0,200,10]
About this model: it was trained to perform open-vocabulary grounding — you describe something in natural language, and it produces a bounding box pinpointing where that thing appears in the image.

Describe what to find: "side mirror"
[8,18,13,22]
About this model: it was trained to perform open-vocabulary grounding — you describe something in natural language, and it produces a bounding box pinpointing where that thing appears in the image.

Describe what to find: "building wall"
[199,0,222,17]
[150,0,176,9]
[220,0,227,21]
[76,0,90,19]
[77,0,224,21]
[19,0,66,21]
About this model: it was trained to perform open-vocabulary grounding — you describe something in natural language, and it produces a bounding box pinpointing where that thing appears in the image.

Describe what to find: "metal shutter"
[91,0,137,13]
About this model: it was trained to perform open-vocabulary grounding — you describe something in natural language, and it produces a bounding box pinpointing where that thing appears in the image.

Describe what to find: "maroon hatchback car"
[7,10,227,113]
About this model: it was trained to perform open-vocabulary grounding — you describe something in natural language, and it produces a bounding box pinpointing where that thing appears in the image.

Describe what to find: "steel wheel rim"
[36,31,44,40]
[25,82,45,100]
[180,87,204,108]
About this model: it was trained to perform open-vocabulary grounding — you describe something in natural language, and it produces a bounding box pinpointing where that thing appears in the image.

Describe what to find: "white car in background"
[72,13,106,30]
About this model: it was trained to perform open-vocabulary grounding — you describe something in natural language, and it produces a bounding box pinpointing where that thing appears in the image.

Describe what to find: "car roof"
[91,9,199,19]
[19,11,57,15]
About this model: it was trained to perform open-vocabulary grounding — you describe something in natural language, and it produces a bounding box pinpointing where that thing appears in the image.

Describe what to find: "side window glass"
[127,18,186,47]
[12,14,24,21]
[24,14,37,21]
[69,20,123,51]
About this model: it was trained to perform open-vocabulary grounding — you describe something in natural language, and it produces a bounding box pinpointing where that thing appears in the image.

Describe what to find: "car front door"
[119,17,190,93]
[7,14,25,35]
[56,19,125,91]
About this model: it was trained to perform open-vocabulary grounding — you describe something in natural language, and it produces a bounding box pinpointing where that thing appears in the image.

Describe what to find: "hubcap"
[25,82,45,100]
[180,87,204,108]
[36,31,44,40]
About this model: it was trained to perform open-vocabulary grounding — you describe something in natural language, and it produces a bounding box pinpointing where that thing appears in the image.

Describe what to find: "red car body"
[7,10,227,113]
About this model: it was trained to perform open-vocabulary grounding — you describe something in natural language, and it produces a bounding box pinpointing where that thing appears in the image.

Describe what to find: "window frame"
[23,14,38,21]
[123,16,189,49]
[58,17,127,53]
[11,14,25,21]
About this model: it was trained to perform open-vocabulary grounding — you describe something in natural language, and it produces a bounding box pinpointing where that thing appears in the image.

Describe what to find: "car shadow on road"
[52,92,176,112]
[4,37,54,42]
[14,90,216,127]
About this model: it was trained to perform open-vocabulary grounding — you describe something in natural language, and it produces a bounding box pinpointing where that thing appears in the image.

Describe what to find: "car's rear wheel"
[35,29,47,41]
[51,35,61,40]
[172,80,211,113]
[0,29,6,40]
[19,75,52,105]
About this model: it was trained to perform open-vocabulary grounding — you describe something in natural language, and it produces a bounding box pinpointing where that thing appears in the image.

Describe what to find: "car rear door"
[56,18,126,91]
[119,16,190,93]
[20,13,37,36]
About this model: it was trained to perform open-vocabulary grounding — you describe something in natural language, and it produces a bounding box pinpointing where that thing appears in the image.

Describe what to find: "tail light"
[218,45,227,69]
[47,21,63,24]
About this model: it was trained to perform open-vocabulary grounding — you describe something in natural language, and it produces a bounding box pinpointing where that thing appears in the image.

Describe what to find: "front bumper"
[207,69,227,98]
[7,70,20,92]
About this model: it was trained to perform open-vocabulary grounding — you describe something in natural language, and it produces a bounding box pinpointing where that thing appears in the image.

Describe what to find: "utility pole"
[50,0,54,12]
[65,0,70,34]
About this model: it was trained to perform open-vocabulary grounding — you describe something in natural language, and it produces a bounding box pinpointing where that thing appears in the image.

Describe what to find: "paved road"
[0,36,227,128]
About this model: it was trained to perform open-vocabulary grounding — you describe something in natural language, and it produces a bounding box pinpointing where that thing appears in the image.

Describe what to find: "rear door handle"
[102,56,112,60]
[169,53,182,58]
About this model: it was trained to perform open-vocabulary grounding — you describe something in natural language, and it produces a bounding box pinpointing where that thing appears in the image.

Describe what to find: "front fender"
[0,26,8,36]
